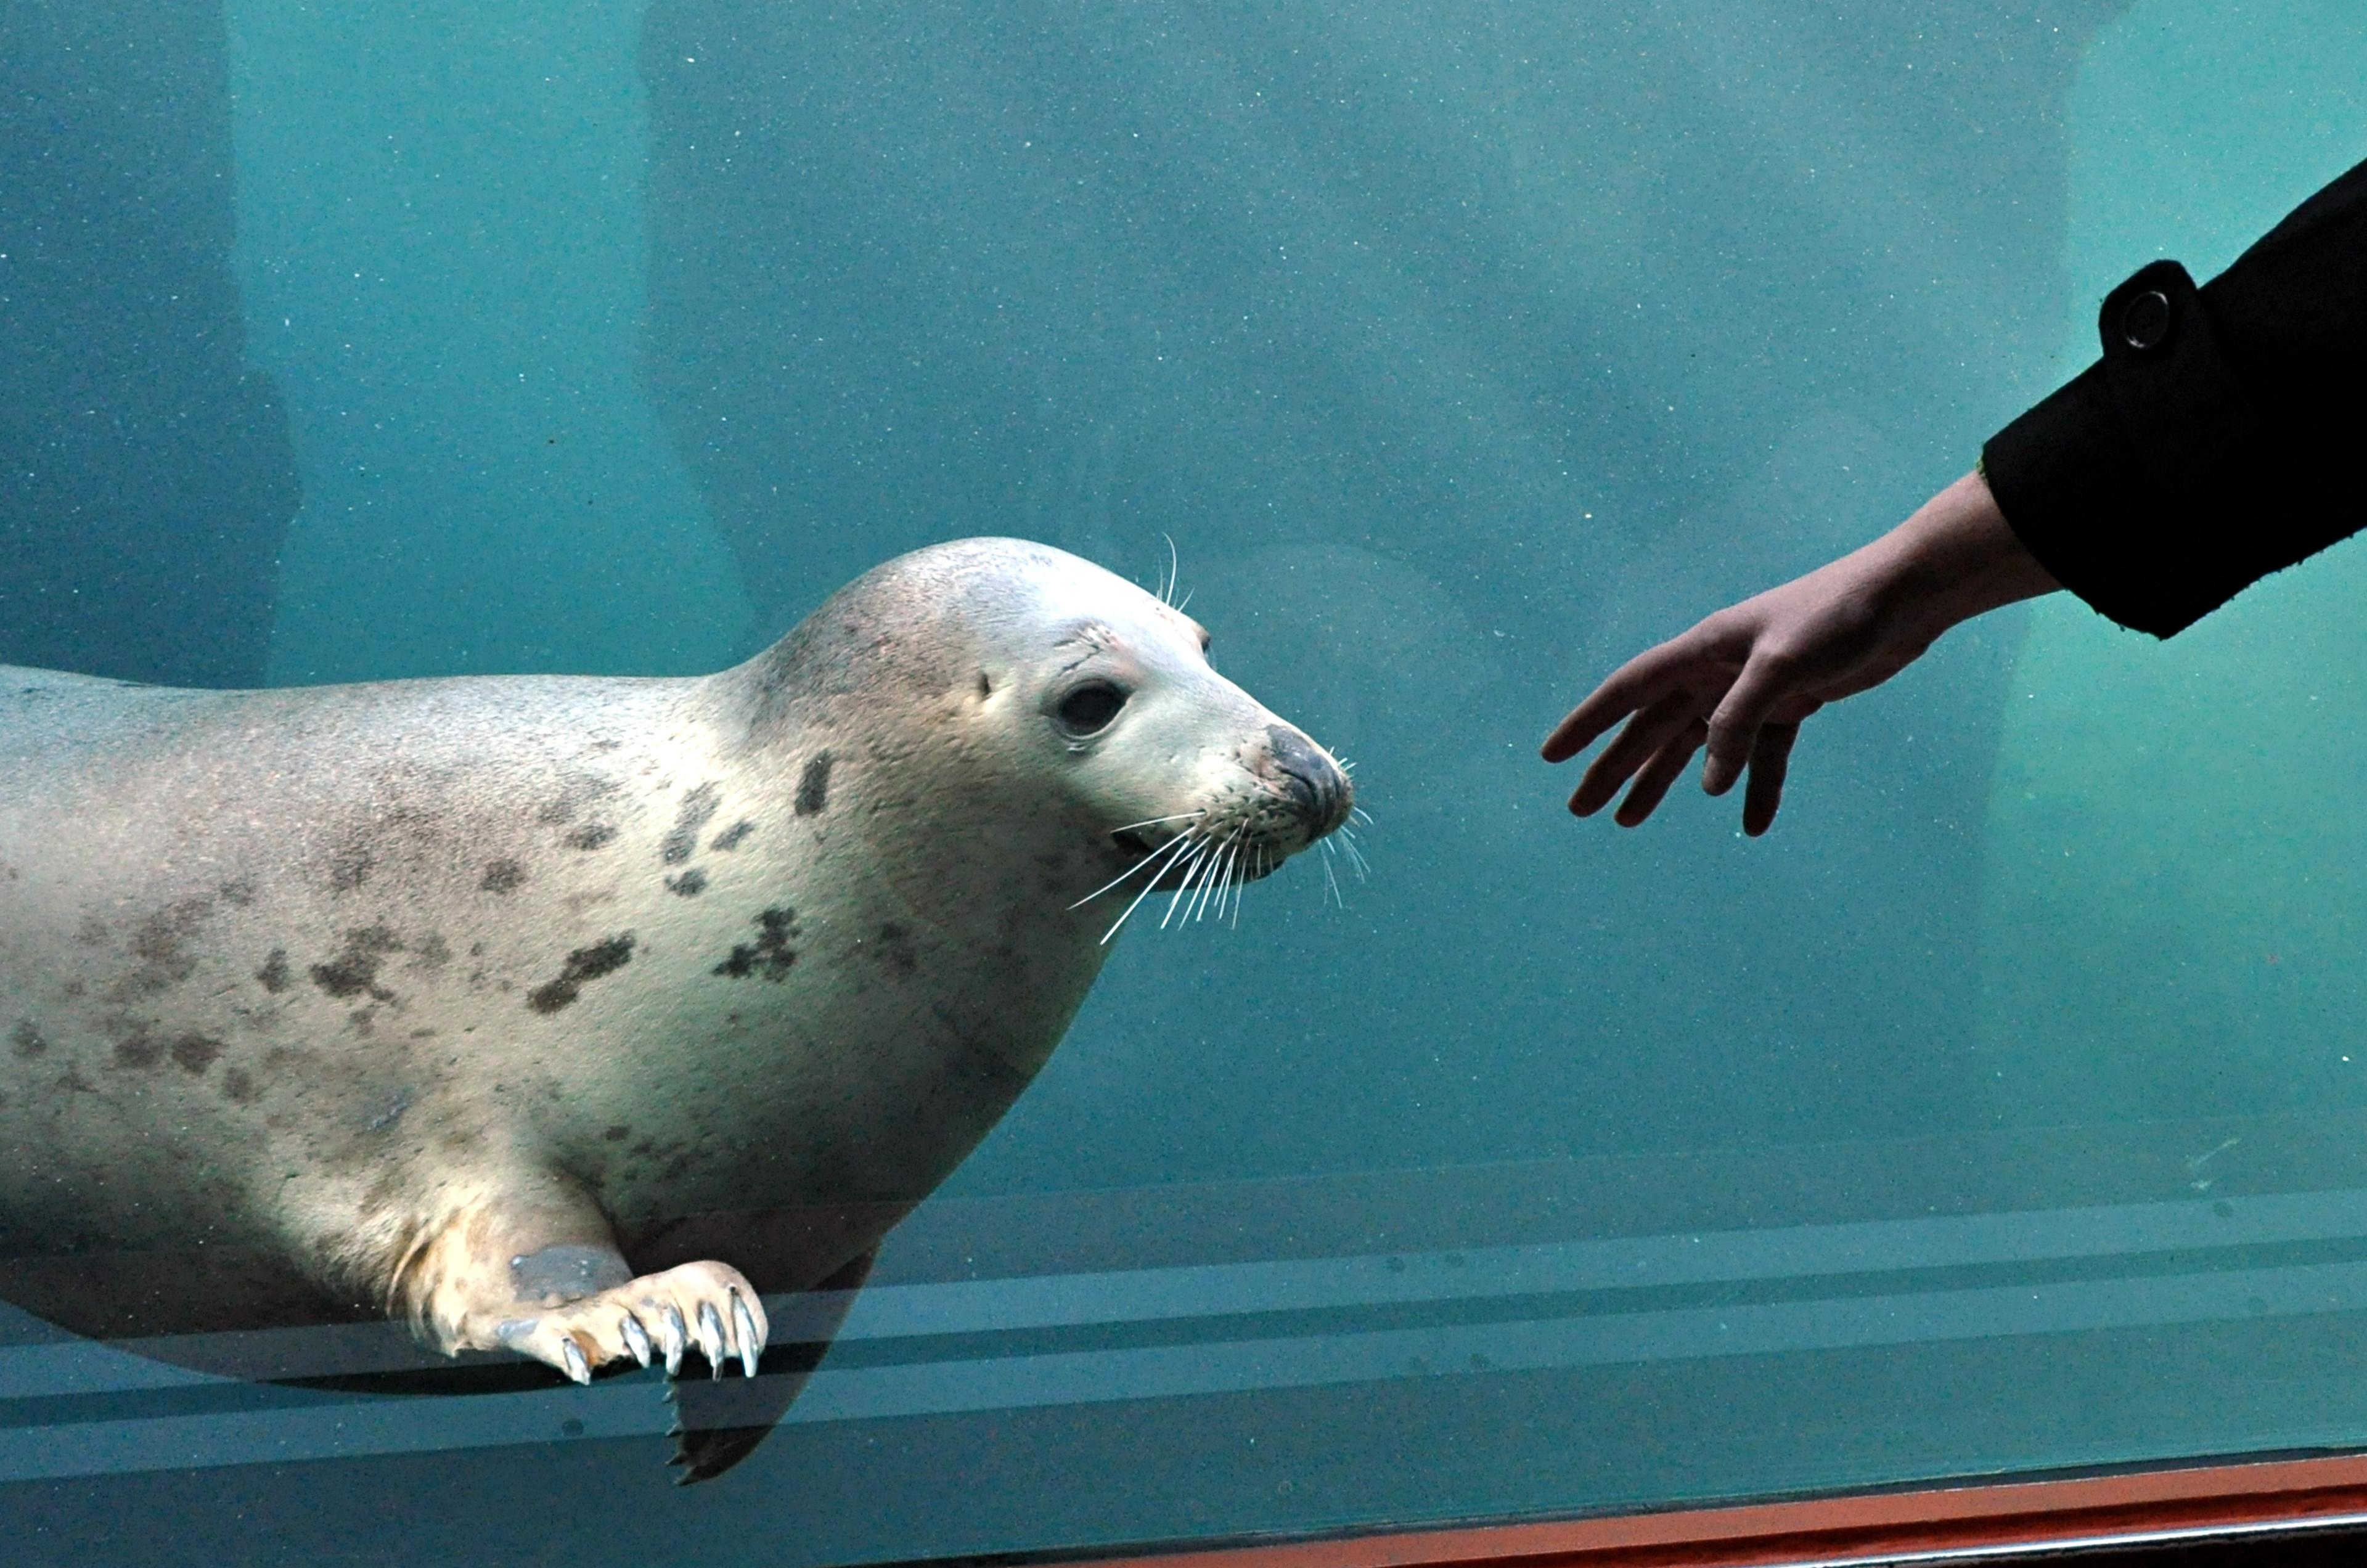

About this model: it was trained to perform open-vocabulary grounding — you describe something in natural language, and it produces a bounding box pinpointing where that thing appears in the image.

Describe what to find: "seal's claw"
[451,1259,760,1387]
[661,1304,687,1376]
[490,1315,605,1386]
[732,1292,762,1377]
[560,1337,591,1385]
[697,1301,727,1378]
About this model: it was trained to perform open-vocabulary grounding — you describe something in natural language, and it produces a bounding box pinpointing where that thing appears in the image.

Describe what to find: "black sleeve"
[1980,153,2367,637]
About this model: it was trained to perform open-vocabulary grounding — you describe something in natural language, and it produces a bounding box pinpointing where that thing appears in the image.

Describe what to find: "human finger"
[1613,717,1709,827]
[1569,688,1711,817]
[1739,722,1801,836]
[1701,645,1807,796]
[1540,640,1700,764]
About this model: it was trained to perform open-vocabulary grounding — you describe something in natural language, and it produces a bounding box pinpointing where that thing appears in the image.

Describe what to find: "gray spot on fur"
[665,869,708,897]
[710,820,755,852]
[509,1243,631,1304]
[310,926,403,1002]
[662,782,721,865]
[256,949,292,992]
[113,1029,163,1069]
[481,859,526,894]
[795,754,833,817]
[10,1021,46,1058]
[123,897,211,997]
[329,846,374,892]
[714,907,797,981]
[875,923,919,976]
[170,1033,224,1075]
[564,823,617,851]
[526,934,636,1014]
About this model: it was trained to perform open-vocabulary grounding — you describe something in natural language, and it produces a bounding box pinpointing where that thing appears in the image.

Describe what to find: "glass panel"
[4,1,2364,1561]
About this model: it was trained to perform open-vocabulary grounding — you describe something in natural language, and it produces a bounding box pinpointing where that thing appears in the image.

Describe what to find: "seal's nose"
[1266,724,1352,838]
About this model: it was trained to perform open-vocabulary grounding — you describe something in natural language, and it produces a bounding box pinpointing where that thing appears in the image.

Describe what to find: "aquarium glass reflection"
[6,1,2367,1562]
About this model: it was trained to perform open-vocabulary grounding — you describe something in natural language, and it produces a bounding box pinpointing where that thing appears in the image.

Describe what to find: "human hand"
[1540,470,2057,835]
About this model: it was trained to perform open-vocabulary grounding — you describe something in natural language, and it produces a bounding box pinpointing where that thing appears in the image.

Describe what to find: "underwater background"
[5,0,2367,1561]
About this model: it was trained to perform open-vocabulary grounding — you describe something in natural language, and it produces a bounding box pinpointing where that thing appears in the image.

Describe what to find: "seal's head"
[732,537,1351,928]
[992,542,1354,901]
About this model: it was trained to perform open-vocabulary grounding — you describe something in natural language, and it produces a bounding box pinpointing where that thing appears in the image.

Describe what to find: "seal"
[0,537,1351,1478]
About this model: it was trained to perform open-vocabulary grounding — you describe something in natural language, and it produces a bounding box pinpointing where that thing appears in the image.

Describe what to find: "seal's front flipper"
[495,1258,767,1384]
[392,1184,766,1384]
[669,1246,877,1484]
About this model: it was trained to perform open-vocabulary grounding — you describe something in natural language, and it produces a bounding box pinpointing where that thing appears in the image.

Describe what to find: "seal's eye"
[1054,681,1128,738]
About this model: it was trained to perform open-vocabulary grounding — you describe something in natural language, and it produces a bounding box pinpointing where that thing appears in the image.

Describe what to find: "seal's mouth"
[1081,782,1354,940]
[1108,823,1297,894]
[1108,827,1206,892]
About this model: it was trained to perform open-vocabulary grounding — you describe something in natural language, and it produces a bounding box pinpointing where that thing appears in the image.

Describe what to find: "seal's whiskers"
[1192,836,1239,925]
[1069,812,1208,910]
[1097,831,1200,943]
[1335,823,1372,881]
[1200,832,1246,925]
[1158,840,1216,930]
[1186,842,1222,925]
[1156,533,1182,606]
[1069,851,1163,912]
[1177,839,1226,928]
[1110,810,1206,836]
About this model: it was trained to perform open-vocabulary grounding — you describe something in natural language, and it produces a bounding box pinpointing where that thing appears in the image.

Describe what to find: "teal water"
[4,2,2367,1562]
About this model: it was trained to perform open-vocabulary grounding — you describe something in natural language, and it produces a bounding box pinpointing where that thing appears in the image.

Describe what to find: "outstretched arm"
[1543,153,2367,838]
[1540,470,2059,835]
